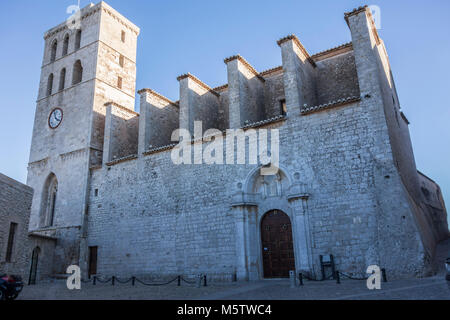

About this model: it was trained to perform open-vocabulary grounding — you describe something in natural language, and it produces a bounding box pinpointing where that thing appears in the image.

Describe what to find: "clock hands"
[50,109,62,128]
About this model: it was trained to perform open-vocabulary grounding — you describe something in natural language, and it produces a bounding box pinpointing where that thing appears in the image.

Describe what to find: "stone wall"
[263,69,285,119]
[103,103,139,162]
[315,50,360,104]
[138,89,180,151]
[0,174,33,279]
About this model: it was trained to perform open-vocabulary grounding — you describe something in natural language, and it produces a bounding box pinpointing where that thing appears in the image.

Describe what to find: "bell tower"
[27,2,139,274]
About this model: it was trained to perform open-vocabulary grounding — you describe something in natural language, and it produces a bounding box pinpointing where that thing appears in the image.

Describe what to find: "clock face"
[48,108,63,129]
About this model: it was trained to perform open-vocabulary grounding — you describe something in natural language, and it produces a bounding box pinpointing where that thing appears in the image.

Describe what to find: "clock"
[48,108,63,129]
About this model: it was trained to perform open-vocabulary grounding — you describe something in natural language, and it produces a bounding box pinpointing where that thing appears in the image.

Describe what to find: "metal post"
[203,275,207,287]
[112,276,115,286]
[289,270,296,288]
[298,273,303,286]
[381,268,387,282]
[132,276,135,286]
[232,272,237,282]
[93,276,96,285]
[177,275,181,287]
[335,271,340,284]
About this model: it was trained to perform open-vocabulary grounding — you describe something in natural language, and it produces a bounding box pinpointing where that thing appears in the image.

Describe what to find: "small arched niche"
[40,173,58,227]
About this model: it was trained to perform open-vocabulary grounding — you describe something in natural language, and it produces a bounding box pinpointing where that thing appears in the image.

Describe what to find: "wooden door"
[88,246,98,278]
[261,210,295,278]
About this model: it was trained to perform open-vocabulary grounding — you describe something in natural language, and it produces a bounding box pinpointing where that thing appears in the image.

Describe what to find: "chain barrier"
[135,276,179,287]
[180,276,196,285]
[96,277,112,284]
[82,274,207,287]
[298,268,387,286]
[115,277,133,284]
[338,271,367,281]
[301,273,332,281]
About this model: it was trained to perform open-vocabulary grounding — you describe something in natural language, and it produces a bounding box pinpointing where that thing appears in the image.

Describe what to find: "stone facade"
[26,3,448,282]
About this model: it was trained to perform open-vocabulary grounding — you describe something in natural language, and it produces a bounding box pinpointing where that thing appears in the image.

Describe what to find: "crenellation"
[138,89,180,153]
[103,102,139,165]
[178,73,225,134]
[225,55,266,128]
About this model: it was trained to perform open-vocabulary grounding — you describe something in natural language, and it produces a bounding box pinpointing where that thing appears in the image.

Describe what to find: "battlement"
[100,4,389,167]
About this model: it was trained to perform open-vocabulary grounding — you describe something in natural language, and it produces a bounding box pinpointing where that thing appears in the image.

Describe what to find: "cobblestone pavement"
[18,274,449,300]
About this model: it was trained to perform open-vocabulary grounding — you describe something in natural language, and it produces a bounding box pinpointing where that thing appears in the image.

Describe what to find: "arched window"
[59,68,66,91]
[40,173,58,227]
[47,73,54,96]
[75,30,81,50]
[72,60,83,85]
[62,34,69,56]
[50,40,57,62]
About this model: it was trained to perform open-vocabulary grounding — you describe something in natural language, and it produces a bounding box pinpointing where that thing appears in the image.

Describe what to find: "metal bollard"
[335,271,340,284]
[177,275,181,287]
[112,276,115,286]
[298,273,303,286]
[232,272,237,282]
[196,274,202,288]
[203,275,207,287]
[93,276,96,285]
[289,270,296,288]
[132,276,135,286]
[381,268,387,282]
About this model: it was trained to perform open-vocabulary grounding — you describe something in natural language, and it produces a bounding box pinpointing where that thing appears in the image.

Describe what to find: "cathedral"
[25,2,448,282]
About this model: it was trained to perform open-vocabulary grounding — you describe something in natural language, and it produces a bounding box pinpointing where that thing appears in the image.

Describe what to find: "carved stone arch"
[232,165,313,281]
[243,165,293,196]
[40,173,58,227]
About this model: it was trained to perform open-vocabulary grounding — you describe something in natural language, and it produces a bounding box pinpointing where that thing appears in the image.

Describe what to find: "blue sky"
[0,0,449,221]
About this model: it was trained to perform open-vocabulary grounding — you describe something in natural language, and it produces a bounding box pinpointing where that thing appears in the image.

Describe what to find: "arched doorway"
[261,210,295,278]
[29,247,40,285]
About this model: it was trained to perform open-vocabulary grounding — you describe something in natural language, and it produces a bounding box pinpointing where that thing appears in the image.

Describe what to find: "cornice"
[213,84,228,92]
[44,5,101,40]
[301,96,361,115]
[277,34,316,67]
[259,66,283,77]
[106,154,138,166]
[104,101,139,116]
[177,73,220,97]
[224,55,265,82]
[311,42,353,61]
[344,5,368,22]
[138,88,179,108]
[101,5,140,35]
[44,2,140,41]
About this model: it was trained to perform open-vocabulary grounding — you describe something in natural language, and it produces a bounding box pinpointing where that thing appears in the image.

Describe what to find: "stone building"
[26,2,448,282]
[0,173,55,283]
